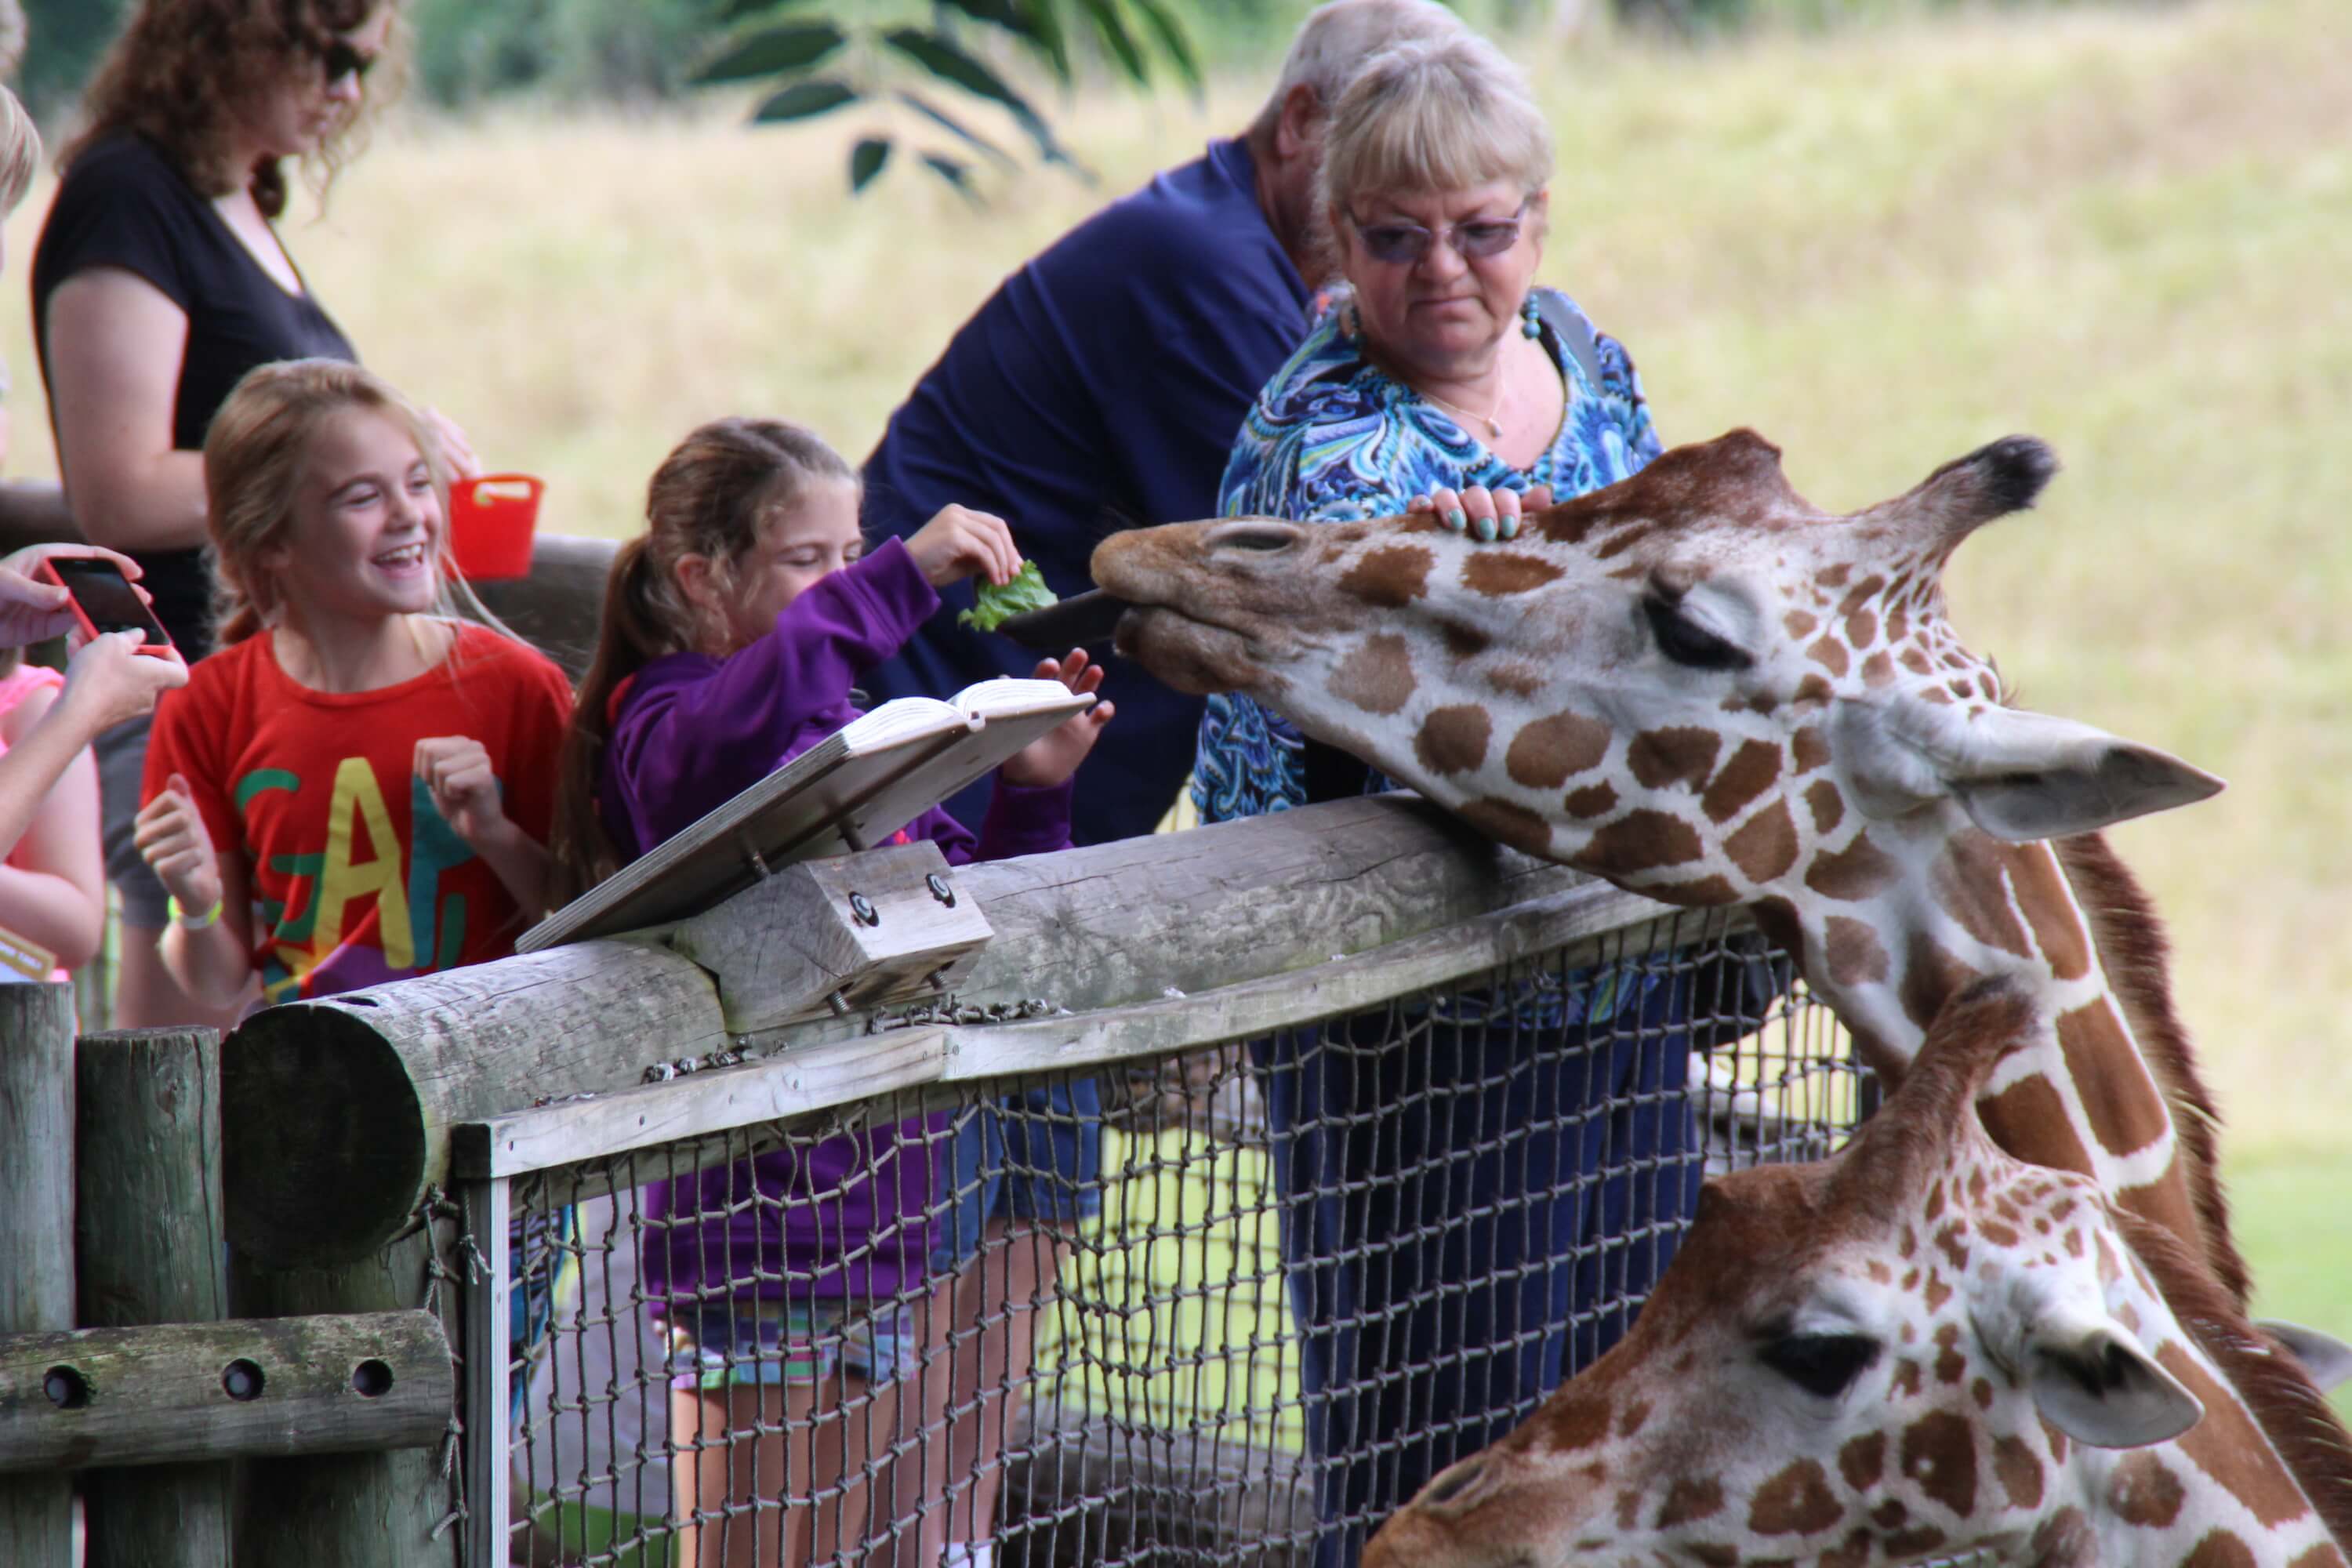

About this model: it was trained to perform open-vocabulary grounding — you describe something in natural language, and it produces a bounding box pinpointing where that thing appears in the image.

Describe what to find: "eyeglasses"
[316,39,377,85]
[1347,201,1530,266]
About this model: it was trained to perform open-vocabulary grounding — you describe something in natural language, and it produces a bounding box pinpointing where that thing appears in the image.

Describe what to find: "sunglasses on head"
[1348,200,1530,266]
[316,38,377,85]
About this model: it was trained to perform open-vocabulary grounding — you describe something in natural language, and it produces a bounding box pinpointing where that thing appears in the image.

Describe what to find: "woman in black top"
[34,0,476,1026]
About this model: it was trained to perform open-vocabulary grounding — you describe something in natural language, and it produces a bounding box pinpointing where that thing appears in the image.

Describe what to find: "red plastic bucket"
[447,474,544,581]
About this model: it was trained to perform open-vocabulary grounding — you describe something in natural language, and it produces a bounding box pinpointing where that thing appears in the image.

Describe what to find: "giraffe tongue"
[992,590,1133,651]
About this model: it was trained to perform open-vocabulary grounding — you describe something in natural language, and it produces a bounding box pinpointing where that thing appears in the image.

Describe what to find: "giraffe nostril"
[1421,1456,1491,1512]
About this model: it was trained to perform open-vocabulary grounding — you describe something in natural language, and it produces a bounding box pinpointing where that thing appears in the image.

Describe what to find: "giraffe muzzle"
[993,589,1134,651]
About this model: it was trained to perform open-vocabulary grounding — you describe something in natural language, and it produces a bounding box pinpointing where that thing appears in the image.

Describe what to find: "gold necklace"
[1415,373,1506,438]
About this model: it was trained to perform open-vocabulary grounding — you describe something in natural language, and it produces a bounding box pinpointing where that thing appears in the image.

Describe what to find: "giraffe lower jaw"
[993,588,1133,650]
[1109,604,1269,695]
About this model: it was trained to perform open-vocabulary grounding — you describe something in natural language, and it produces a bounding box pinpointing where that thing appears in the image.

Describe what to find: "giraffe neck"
[1769,829,2211,1263]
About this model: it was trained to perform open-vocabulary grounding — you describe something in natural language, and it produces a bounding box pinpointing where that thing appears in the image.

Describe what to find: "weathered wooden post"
[0,983,78,1562]
[75,1027,231,1566]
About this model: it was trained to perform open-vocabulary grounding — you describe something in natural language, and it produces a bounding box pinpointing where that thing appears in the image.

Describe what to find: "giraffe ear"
[1862,699,2225,841]
[2024,1316,2205,1449]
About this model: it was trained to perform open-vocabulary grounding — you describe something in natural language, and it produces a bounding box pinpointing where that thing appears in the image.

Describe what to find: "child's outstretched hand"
[906,504,1022,590]
[999,648,1115,789]
[133,771,223,919]
[415,736,510,846]
[59,628,188,732]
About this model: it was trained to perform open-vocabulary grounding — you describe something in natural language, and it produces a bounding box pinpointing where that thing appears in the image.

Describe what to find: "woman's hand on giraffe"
[132,772,223,913]
[998,648,1115,790]
[1410,484,1555,542]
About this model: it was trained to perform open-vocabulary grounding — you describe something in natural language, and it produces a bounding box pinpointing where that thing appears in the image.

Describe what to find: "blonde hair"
[1247,0,1468,140]
[201,358,509,647]
[0,85,38,213]
[1318,31,1554,218]
[549,418,857,901]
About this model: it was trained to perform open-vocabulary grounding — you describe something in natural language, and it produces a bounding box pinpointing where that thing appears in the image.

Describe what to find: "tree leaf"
[1070,0,1148,86]
[880,27,1069,165]
[1013,0,1072,85]
[691,21,846,85]
[849,136,893,193]
[751,78,860,122]
[919,151,983,205]
[1127,0,1201,91]
[895,89,1017,168]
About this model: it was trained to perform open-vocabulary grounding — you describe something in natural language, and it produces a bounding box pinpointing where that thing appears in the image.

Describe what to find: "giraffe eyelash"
[1642,593,1755,673]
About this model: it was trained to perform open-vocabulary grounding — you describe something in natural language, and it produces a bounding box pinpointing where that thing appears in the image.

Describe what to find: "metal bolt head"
[849,892,880,926]
[925,873,956,907]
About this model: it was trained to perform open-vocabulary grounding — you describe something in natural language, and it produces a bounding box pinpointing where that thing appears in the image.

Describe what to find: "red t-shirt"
[142,623,573,1004]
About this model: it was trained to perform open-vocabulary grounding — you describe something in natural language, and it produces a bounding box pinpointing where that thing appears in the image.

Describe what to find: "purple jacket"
[605,539,1074,1305]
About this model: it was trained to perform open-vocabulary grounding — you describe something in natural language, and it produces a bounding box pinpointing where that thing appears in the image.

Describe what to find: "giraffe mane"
[2055,833,2248,1306]
[2110,1202,2352,1550]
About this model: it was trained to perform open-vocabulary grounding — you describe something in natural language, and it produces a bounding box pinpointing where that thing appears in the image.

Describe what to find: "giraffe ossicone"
[1355,979,2352,1568]
[1090,430,2246,1297]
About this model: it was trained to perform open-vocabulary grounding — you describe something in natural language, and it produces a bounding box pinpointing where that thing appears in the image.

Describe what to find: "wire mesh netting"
[485,913,1867,1568]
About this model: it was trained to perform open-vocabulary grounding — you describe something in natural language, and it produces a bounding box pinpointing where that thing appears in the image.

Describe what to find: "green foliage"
[958,561,1057,633]
[16,0,133,116]
[405,0,716,107]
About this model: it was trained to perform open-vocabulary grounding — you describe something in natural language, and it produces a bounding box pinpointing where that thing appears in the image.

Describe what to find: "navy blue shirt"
[861,137,1311,846]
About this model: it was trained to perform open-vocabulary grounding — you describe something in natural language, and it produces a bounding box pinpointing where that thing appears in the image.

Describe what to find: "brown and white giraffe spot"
[1581,811,1707,876]
[2040,1421,2071,1467]
[1899,931,1976,1030]
[1991,1435,2045,1509]
[1658,1475,1726,1529]
[1791,726,1831,773]
[1977,1218,2020,1248]
[1505,709,1612,789]
[1439,619,1490,659]
[1887,606,1911,644]
[1806,833,1899,902]
[1923,1274,1953,1313]
[1726,799,1800,884]
[1820,1536,1873,1568]
[1702,739,1784,823]
[1689,1542,1740,1568]
[1543,1392,1615,1453]
[1893,1360,1924,1398]
[1486,662,1544,698]
[1870,1501,1908,1531]
[2057,1003,2167,1160]
[1883,1526,1948,1558]
[1594,524,1654,560]
[1900,647,1936,677]
[1650,874,1743,907]
[1807,638,1851,677]
[1867,1258,1895,1285]
[1414,705,1492,776]
[1838,1432,1887,1492]
[1748,1461,1842,1536]
[1749,896,1806,960]
[1338,545,1436,608]
[1804,779,1844,836]
[1972,1377,1994,1410]
[1629,726,1723,791]
[1931,839,2035,959]
[1817,564,1853,589]
[1838,575,1889,617]
[2005,850,2094,982]
[1823,916,1889,986]
[2183,1530,2262,1568]
[1845,609,1878,648]
[2114,1301,2142,1336]
[2033,1507,2095,1568]
[2286,1544,2343,1568]
[1566,781,1619,819]
[1862,651,1896,688]
[1458,797,1556,858]
[1784,610,1819,639]
[1899,1410,1979,1516]
[1619,1399,1651,1437]
[1614,1487,1645,1531]
[2158,1345,2315,1530]
[2108,1451,2188,1528]
[1980,1075,2098,1182]
[1463,552,1565,597]
[1331,633,1418,716]
[1933,1323,1967,1385]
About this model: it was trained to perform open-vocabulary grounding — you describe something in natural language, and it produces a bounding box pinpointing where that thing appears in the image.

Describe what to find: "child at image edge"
[549,416,1112,1568]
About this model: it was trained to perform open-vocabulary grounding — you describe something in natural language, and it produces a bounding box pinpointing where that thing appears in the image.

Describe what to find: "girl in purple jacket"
[551,418,1111,1566]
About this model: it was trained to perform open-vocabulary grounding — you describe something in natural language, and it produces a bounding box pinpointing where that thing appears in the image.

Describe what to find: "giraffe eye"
[1643,595,1753,673]
[1207,521,1301,554]
[1760,1333,1880,1399]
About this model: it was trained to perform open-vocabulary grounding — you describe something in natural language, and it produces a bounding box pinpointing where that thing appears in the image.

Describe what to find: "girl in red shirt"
[132,359,570,1008]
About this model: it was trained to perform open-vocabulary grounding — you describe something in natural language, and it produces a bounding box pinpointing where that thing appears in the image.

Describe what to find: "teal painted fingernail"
[1500,515,1520,540]
[1446,508,1468,532]
[1473,515,1497,543]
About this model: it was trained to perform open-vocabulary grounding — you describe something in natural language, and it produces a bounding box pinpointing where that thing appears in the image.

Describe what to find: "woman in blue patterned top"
[1195,33,1783,1568]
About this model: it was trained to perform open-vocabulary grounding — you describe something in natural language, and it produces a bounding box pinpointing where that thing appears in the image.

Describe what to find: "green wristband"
[168,894,223,931]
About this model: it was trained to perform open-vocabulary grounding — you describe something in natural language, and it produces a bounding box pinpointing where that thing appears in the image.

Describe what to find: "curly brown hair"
[61,0,405,219]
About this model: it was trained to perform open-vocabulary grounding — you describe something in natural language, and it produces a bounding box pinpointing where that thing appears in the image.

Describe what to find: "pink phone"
[36,557,176,655]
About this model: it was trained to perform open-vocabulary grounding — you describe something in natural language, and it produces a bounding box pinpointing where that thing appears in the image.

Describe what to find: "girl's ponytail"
[549,537,681,904]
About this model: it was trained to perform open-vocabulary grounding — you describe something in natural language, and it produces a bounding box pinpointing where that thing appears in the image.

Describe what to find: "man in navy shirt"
[862,0,1468,848]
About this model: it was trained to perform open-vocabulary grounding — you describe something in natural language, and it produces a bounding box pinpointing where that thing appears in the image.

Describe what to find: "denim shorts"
[931,1078,1105,1274]
[662,1298,918,1392]
[509,1206,579,1425]
[93,713,172,928]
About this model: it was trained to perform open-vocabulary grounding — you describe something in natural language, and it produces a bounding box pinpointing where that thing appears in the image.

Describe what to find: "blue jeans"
[931,1077,1105,1274]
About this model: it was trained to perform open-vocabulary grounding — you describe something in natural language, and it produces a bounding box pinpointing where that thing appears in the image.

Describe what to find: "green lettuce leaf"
[957,560,1058,632]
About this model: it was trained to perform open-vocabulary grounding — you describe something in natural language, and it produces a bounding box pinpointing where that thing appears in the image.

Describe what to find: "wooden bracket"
[669,839,993,1033]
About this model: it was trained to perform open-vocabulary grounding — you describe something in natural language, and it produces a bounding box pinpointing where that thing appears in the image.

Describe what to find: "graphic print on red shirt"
[142,623,573,1003]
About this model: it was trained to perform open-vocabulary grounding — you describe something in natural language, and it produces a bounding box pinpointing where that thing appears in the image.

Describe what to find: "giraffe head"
[1356,980,2352,1568]
[1091,430,2222,908]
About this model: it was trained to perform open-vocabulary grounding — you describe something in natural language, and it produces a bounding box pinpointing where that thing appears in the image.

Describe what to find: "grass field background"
[6,0,2343,1369]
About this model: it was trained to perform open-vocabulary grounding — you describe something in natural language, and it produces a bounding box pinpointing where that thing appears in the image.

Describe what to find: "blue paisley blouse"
[1192,286,1664,824]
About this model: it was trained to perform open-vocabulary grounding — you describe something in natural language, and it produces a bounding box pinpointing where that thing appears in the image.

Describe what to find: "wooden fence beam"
[0,985,78,1562]
[0,1311,452,1472]
[76,1027,232,1566]
[223,938,726,1269]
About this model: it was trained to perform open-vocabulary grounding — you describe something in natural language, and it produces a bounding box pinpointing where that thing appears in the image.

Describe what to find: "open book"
[519,678,1091,952]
